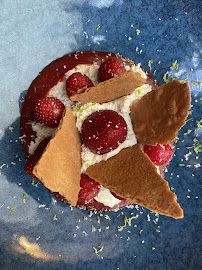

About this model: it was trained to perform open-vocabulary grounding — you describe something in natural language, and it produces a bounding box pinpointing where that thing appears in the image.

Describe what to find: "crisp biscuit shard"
[86,144,183,219]
[130,80,191,145]
[70,70,146,104]
[34,107,81,206]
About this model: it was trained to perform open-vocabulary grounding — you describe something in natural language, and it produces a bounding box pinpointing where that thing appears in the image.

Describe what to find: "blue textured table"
[0,1,201,269]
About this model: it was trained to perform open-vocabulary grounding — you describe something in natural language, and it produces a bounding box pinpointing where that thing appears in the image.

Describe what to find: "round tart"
[20,51,176,212]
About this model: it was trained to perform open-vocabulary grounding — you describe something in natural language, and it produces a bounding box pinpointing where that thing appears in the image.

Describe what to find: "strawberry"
[81,110,127,155]
[66,72,94,97]
[143,144,173,166]
[110,191,125,201]
[35,97,65,128]
[98,58,126,82]
[78,174,101,201]
[24,137,51,179]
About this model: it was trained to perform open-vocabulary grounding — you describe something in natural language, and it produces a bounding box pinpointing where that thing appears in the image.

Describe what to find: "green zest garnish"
[163,72,169,83]
[23,193,27,203]
[9,204,17,212]
[9,126,14,132]
[53,214,57,221]
[196,119,202,130]
[96,24,100,31]
[148,59,153,72]
[93,244,103,255]
[136,29,140,35]
[170,60,179,70]
[118,216,136,231]
[184,129,192,135]
[191,80,201,87]
[97,213,100,223]
[92,225,96,232]
[104,214,111,221]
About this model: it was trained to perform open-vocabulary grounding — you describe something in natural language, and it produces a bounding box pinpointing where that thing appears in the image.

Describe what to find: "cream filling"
[29,63,151,208]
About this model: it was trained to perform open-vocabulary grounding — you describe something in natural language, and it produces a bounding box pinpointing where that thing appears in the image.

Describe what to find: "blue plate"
[0,1,201,269]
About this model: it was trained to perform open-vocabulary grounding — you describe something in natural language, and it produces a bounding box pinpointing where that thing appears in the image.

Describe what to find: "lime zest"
[118,216,136,231]
[96,24,100,31]
[170,60,179,70]
[23,193,27,203]
[92,225,96,232]
[104,214,111,221]
[53,214,57,221]
[163,72,169,83]
[97,213,100,223]
[148,59,153,72]
[93,244,103,255]
[184,129,192,135]
[9,126,14,132]
[196,119,202,130]
[0,163,6,176]
[9,204,17,212]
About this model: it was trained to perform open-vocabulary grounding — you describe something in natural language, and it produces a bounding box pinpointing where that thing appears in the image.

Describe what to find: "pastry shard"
[86,144,183,219]
[70,70,146,104]
[34,107,81,206]
[130,80,191,145]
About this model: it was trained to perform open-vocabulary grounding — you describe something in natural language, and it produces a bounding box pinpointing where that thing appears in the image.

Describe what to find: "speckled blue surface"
[0,1,202,269]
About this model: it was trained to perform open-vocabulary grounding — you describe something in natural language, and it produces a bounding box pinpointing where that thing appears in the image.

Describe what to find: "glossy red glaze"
[20,51,160,211]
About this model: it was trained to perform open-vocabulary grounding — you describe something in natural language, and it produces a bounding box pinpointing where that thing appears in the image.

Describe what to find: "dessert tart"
[20,51,191,217]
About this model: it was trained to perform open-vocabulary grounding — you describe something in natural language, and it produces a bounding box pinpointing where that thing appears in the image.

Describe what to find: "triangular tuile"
[34,107,81,206]
[130,80,191,145]
[86,144,183,219]
[70,70,146,104]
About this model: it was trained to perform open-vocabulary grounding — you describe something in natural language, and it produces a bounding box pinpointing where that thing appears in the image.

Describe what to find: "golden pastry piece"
[34,107,81,206]
[70,70,146,104]
[130,80,191,145]
[86,144,184,219]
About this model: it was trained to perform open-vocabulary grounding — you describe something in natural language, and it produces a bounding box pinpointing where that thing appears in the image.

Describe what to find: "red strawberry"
[110,191,125,201]
[66,72,94,97]
[81,110,127,155]
[24,137,51,179]
[78,174,101,201]
[98,58,126,82]
[35,97,65,128]
[144,144,173,166]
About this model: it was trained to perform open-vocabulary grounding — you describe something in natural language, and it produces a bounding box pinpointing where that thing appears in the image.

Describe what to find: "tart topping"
[24,137,51,179]
[98,58,126,82]
[143,144,173,166]
[130,80,191,145]
[34,107,81,206]
[35,97,65,128]
[81,110,127,155]
[66,72,94,98]
[70,70,146,104]
[86,144,184,219]
[78,174,101,201]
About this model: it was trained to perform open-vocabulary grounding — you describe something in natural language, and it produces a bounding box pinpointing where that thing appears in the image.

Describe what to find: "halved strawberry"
[81,110,127,155]
[24,137,51,179]
[78,174,101,201]
[143,144,173,166]
[35,97,65,128]
[98,58,126,82]
[110,191,126,201]
[66,72,94,97]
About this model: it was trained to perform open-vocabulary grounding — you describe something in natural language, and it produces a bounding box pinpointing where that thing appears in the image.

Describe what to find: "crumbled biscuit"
[34,107,81,206]
[86,144,183,219]
[70,70,146,104]
[130,80,191,145]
